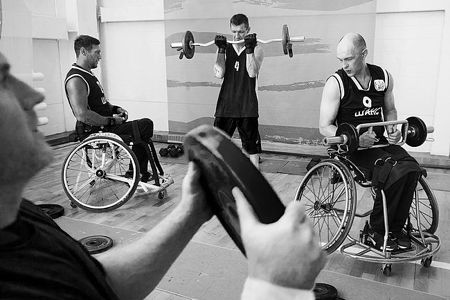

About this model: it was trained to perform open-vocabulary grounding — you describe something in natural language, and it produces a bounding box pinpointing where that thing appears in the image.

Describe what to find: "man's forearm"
[246,53,260,78]
[97,202,205,300]
[80,110,110,126]
[214,53,226,78]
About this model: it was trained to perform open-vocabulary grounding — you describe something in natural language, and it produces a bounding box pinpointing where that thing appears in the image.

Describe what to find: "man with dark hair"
[0,50,325,299]
[319,32,421,251]
[65,35,154,182]
[213,14,264,169]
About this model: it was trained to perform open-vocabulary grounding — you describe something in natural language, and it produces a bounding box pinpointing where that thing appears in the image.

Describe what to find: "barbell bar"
[323,117,433,153]
[171,24,305,59]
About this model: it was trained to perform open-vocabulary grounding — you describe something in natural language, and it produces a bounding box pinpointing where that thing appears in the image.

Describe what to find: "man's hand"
[386,125,401,144]
[180,162,213,224]
[112,115,125,125]
[359,127,379,148]
[244,33,257,54]
[214,35,227,54]
[233,187,326,290]
[115,107,129,122]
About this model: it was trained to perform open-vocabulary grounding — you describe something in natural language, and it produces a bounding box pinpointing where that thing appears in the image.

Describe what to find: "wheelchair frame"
[61,132,173,212]
[295,120,440,275]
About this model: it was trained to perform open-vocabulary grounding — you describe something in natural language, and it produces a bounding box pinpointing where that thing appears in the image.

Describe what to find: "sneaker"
[391,231,411,250]
[140,172,152,183]
[365,226,398,251]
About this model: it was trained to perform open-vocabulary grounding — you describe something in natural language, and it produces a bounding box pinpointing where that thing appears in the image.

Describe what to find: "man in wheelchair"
[319,33,422,251]
[64,35,154,183]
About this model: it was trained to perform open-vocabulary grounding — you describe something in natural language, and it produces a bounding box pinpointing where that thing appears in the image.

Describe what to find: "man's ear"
[80,47,86,56]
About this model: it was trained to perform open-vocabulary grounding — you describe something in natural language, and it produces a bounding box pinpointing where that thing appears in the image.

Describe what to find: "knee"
[138,118,154,140]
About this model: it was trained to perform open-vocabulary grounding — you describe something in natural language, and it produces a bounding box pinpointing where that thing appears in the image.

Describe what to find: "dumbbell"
[159,144,184,158]
[323,117,433,154]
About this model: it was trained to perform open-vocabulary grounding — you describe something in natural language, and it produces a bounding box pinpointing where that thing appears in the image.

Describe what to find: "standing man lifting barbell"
[319,33,422,251]
[213,14,264,169]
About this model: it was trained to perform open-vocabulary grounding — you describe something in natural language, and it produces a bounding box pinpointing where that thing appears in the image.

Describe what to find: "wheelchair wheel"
[62,136,140,212]
[409,177,438,234]
[295,159,356,254]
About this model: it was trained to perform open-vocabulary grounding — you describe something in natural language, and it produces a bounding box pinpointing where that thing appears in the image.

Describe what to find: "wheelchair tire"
[61,136,140,212]
[295,159,357,254]
[409,177,439,234]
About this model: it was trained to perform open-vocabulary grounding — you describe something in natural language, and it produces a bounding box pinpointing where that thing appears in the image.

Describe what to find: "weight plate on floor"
[79,235,114,254]
[37,204,65,219]
[183,125,285,255]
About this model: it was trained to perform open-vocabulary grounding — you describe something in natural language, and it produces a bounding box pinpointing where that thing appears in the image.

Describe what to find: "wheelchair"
[61,125,173,212]
[295,118,440,275]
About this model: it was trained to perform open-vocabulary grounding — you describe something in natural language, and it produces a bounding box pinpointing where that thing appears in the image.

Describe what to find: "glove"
[214,35,227,53]
[244,33,257,54]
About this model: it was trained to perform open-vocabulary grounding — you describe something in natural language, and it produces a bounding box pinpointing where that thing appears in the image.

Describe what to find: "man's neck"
[0,182,26,229]
[75,60,91,72]
[354,64,371,87]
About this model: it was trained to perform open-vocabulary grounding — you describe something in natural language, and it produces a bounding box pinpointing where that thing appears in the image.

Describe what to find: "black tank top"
[215,44,258,117]
[64,64,113,117]
[332,63,389,139]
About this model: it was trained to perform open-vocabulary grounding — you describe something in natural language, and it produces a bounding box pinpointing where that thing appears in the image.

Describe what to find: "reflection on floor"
[24,142,450,300]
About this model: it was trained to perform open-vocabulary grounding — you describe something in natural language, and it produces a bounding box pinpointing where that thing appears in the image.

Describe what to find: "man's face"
[85,44,102,69]
[336,43,366,77]
[230,23,249,41]
[0,52,53,185]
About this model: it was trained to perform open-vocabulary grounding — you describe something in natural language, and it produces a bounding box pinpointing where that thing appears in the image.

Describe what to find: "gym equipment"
[37,204,64,219]
[62,132,173,212]
[159,144,184,158]
[313,283,339,300]
[171,24,305,59]
[183,125,285,254]
[323,117,433,154]
[79,235,114,254]
[296,119,440,275]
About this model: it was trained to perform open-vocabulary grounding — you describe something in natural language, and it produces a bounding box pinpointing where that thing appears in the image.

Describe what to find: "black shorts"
[214,117,261,154]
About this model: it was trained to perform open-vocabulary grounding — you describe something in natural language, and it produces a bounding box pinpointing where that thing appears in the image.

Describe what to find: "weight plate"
[184,125,285,255]
[183,31,195,59]
[79,235,114,254]
[313,283,338,300]
[335,123,359,153]
[405,116,427,147]
[282,24,290,55]
[37,204,65,219]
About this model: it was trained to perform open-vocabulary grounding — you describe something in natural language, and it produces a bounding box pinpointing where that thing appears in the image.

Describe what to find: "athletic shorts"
[214,117,261,154]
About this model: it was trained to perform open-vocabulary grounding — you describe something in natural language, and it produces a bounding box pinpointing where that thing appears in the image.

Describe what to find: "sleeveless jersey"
[331,63,389,139]
[215,44,258,117]
[64,64,113,117]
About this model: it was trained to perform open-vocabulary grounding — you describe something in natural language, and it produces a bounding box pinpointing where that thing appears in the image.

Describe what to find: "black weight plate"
[183,31,195,59]
[313,283,338,300]
[405,116,427,147]
[79,235,114,254]
[184,125,286,255]
[37,204,65,219]
[336,123,359,153]
[282,24,290,55]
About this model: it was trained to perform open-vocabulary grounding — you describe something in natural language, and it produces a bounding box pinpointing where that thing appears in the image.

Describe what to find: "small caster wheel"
[158,190,166,200]
[382,264,392,276]
[421,257,432,268]
[70,201,77,208]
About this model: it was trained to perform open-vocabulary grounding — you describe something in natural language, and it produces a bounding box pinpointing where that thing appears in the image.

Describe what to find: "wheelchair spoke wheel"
[295,159,356,254]
[62,136,140,212]
[409,177,438,234]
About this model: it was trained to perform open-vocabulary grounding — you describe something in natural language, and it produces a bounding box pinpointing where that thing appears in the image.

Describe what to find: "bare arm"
[96,163,212,300]
[319,77,341,137]
[214,51,226,79]
[383,72,397,121]
[66,77,110,126]
[246,46,264,78]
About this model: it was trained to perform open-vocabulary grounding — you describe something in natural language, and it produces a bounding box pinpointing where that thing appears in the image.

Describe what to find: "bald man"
[319,33,422,252]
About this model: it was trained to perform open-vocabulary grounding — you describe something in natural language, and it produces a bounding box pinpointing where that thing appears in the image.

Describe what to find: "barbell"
[323,117,433,154]
[170,24,305,59]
